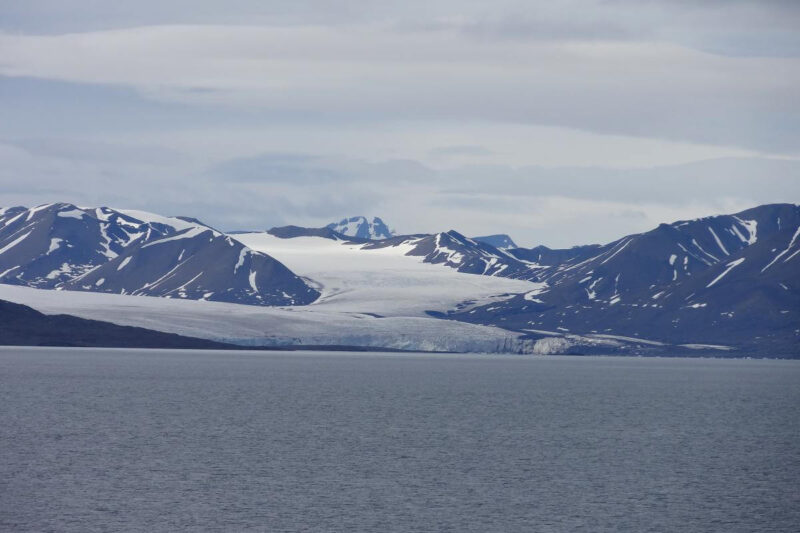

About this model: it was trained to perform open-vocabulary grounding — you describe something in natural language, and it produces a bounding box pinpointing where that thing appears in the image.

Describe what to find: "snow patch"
[733,217,758,245]
[762,226,800,272]
[708,227,729,256]
[117,256,132,271]
[680,343,733,351]
[56,209,85,220]
[600,238,632,265]
[141,227,207,249]
[234,248,247,273]
[706,257,745,288]
[587,333,665,346]
[0,231,32,255]
[47,238,63,254]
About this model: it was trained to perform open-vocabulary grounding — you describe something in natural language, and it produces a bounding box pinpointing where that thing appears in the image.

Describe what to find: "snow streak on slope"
[706,258,745,288]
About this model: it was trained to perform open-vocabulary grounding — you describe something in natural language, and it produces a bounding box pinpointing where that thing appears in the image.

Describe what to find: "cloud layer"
[0,0,797,247]
[1,22,797,153]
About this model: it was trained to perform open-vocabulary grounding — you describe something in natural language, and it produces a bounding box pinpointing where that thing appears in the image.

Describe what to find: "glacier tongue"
[0,284,530,353]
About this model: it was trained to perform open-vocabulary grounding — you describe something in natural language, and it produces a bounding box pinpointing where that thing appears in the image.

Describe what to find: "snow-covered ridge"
[0,203,318,306]
[446,203,799,353]
[326,216,395,240]
[0,201,796,354]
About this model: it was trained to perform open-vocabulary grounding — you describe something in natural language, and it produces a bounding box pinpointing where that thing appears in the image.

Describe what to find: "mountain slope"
[446,204,799,354]
[0,203,319,306]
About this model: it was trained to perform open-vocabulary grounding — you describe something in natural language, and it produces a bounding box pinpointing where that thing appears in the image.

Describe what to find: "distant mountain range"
[0,202,796,356]
[326,216,395,240]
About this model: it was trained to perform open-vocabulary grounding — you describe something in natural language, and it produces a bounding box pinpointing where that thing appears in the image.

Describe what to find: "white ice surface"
[0,284,529,353]
[232,232,542,317]
[0,232,544,352]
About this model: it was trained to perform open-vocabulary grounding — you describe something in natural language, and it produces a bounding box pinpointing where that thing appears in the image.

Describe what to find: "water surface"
[1,348,798,532]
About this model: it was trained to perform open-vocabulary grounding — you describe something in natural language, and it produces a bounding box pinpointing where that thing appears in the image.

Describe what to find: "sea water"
[1,348,798,532]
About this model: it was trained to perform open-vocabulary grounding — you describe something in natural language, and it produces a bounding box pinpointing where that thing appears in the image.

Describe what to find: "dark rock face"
[446,204,800,355]
[472,234,518,249]
[326,216,395,240]
[0,299,236,349]
[0,203,319,306]
[268,225,350,241]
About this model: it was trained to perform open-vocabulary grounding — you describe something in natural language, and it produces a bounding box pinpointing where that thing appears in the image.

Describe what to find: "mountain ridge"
[0,203,319,306]
[326,216,395,240]
[0,202,796,355]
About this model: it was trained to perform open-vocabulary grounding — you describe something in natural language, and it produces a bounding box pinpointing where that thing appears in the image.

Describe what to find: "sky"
[1,0,798,247]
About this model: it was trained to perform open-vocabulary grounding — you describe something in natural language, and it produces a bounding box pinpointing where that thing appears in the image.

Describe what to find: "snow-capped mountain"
[326,216,395,240]
[448,203,799,354]
[362,231,539,279]
[473,234,517,249]
[0,203,319,306]
[0,201,796,355]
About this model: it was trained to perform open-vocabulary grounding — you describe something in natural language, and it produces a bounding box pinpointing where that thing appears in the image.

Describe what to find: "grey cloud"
[6,138,186,165]
[428,145,493,158]
[440,158,800,205]
[210,153,435,185]
[3,135,798,247]
[1,25,795,154]
[2,2,798,246]
[5,0,799,59]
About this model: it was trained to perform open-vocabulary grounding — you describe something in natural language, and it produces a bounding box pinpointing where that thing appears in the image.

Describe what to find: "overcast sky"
[1,0,798,247]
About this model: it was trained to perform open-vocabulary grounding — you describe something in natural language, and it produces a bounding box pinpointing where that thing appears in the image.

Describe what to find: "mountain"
[362,230,541,279]
[264,224,539,280]
[326,216,395,240]
[1,201,796,356]
[0,203,319,306]
[473,234,518,249]
[266,224,372,242]
[445,203,800,355]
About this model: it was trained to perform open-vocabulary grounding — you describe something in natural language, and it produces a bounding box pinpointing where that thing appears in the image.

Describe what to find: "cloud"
[1,1,797,247]
[5,133,796,247]
[4,1,799,59]
[0,24,797,153]
[4,138,185,165]
[428,145,493,159]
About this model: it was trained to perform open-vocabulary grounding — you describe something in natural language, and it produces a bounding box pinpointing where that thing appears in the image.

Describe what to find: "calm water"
[1,348,798,532]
